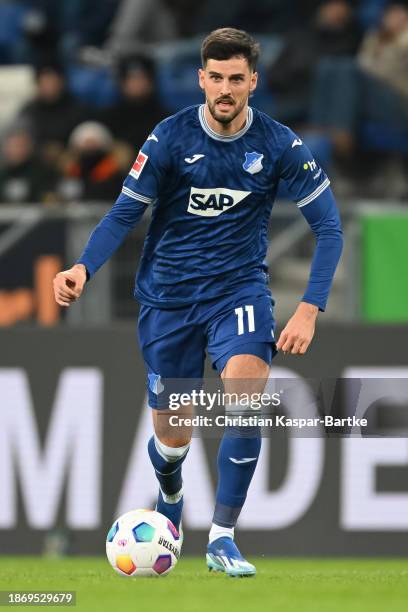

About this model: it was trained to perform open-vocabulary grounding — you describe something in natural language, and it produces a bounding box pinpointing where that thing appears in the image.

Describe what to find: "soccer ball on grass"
[106,509,181,577]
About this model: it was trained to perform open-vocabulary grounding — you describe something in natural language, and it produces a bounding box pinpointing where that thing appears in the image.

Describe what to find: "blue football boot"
[206,537,256,577]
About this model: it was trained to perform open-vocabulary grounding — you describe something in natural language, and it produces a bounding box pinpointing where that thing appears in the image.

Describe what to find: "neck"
[204,102,248,136]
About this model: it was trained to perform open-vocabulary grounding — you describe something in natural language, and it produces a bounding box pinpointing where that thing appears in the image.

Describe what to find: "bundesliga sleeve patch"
[130,151,148,180]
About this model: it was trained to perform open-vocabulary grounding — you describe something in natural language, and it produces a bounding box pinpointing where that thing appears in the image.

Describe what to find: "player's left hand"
[276,301,318,355]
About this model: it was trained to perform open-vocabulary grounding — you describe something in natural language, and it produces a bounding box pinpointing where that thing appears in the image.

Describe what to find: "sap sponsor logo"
[158,536,180,559]
[130,151,148,180]
[303,160,317,172]
[187,187,251,217]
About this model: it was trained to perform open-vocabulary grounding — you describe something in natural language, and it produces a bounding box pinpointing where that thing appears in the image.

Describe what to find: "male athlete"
[54,28,343,576]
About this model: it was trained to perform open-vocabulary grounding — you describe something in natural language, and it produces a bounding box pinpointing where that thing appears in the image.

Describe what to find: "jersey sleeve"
[76,121,171,279]
[278,130,330,207]
[121,120,171,203]
[278,130,343,311]
[299,186,343,311]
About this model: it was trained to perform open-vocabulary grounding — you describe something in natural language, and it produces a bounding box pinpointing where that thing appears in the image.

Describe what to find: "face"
[382,6,408,35]
[37,72,64,101]
[198,56,257,125]
[122,70,153,99]
[318,1,351,28]
[3,133,33,164]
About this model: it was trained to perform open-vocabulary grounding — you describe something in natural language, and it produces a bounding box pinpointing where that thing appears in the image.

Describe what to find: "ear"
[249,71,258,93]
[198,68,205,91]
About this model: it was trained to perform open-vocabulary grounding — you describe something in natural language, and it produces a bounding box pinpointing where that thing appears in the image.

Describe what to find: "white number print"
[234,305,255,336]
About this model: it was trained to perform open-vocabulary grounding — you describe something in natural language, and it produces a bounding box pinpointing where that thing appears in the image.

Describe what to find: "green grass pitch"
[0,557,407,612]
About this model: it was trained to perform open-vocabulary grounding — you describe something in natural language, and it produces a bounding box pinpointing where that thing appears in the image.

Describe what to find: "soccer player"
[53,28,343,577]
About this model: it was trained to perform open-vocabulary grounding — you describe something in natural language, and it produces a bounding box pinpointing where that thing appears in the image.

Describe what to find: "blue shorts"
[137,286,277,409]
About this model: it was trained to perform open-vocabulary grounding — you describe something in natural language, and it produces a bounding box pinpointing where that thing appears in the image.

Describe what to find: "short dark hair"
[201,28,260,72]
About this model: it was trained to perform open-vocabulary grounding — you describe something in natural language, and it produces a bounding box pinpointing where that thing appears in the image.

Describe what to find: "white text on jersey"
[188,187,251,217]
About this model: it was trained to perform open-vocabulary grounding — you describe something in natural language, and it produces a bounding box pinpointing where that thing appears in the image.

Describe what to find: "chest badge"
[243,152,264,175]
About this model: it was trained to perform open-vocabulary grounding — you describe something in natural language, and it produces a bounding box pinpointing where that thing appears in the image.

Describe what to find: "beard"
[207,96,247,125]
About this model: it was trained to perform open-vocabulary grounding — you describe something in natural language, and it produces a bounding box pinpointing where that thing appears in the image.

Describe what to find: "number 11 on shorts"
[235,305,255,335]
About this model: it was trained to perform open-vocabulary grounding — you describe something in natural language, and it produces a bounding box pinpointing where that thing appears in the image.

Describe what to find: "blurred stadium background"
[0,0,408,568]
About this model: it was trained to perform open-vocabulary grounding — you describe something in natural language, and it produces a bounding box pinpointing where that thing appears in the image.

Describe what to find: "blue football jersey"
[78,104,342,310]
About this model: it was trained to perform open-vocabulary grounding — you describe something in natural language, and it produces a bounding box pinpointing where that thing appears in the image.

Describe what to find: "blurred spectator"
[0,220,63,326]
[101,54,167,153]
[107,0,301,55]
[308,2,408,154]
[17,61,88,164]
[0,126,57,203]
[194,0,298,36]
[106,0,179,56]
[0,126,63,327]
[23,0,119,63]
[268,0,362,124]
[358,2,408,101]
[60,121,126,202]
[0,239,63,326]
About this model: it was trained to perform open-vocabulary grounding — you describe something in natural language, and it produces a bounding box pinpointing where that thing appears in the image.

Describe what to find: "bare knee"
[221,354,270,380]
[221,354,270,397]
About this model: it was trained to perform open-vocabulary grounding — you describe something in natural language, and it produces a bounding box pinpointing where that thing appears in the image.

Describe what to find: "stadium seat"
[67,64,119,108]
[155,38,203,112]
[0,2,30,64]
[360,122,408,154]
[357,0,389,30]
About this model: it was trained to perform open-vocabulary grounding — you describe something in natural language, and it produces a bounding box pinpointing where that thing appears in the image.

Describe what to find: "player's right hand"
[53,264,87,307]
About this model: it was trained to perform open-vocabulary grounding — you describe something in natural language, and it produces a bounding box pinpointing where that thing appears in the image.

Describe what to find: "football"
[106,509,181,577]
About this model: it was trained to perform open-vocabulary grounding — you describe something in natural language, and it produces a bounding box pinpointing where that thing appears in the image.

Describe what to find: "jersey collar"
[199,104,253,142]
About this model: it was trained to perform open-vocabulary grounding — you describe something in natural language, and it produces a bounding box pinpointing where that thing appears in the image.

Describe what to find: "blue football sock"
[213,425,261,528]
[156,490,184,532]
[147,435,189,496]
